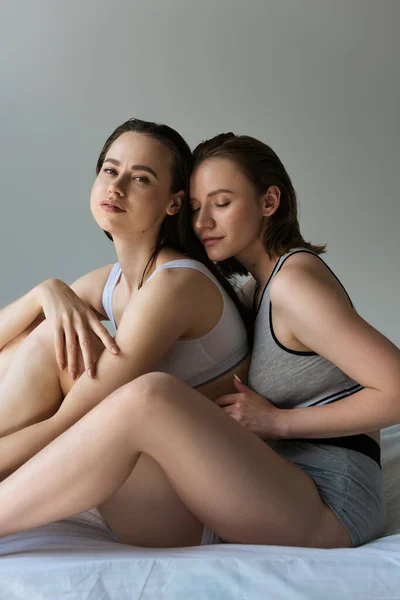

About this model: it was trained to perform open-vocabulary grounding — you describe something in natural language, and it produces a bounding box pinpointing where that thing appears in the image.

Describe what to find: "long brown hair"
[96,119,253,332]
[193,133,326,278]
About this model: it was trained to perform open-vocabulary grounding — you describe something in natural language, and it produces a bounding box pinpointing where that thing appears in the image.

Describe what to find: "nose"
[108,174,126,197]
[193,206,215,232]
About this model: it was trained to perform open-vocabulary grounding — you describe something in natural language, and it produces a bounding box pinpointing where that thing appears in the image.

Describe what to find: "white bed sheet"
[1,425,400,600]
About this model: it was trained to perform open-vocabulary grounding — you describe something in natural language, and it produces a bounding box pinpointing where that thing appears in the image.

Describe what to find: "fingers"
[81,318,119,378]
[56,312,119,381]
[54,327,66,371]
[214,394,237,407]
[76,327,96,378]
[90,319,119,356]
[233,374,250,392]
[63,319,78,381]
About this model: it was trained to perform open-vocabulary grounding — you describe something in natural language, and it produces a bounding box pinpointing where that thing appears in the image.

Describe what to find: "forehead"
[191,157,245,194]
[106,131,172,176]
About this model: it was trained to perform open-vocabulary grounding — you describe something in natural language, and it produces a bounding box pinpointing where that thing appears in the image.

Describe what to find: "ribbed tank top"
[248,249,363,409]
[102,259,249,387]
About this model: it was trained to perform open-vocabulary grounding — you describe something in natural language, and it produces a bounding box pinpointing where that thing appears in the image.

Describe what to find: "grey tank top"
[248,249,363,409]
[102,259,249,388]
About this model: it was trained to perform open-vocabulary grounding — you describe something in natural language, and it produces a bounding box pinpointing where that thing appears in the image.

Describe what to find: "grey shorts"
[202,440,385,548]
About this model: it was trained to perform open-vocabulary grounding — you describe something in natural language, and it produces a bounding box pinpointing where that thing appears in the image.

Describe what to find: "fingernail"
[88,368,95,378]
[58,362,64,370]
[70,371,76,381]
[111,346,119,354]
[234,374,242,383]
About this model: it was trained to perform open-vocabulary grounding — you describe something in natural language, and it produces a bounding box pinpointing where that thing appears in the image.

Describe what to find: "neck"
[235,239,279,289]
[112,231,162,292]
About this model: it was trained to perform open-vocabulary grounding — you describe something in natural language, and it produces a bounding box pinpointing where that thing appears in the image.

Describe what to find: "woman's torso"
[101,254,250,399]
[248,248,379,443]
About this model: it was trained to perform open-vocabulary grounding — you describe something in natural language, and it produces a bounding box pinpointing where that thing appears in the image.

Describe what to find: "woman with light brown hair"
[0,132,398,549]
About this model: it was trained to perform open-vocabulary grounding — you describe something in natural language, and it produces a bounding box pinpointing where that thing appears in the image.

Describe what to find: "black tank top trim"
[294,433,381,467]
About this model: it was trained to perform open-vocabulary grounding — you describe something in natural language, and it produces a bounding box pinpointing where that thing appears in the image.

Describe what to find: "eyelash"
[102,168,149,184]
[191,202,230,214]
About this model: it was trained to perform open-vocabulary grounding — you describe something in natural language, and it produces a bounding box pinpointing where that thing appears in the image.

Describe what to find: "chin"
[205,247,231,262]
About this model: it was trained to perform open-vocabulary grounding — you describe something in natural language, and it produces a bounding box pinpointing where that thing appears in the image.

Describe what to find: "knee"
[113,372,179,413]
[121,372,179,400]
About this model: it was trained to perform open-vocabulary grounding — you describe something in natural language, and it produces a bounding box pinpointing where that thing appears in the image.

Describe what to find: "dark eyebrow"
[103,158,158,180]
[207,189,234,198]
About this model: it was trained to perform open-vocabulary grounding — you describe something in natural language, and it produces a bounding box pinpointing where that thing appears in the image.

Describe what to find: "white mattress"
[1,425,400,600]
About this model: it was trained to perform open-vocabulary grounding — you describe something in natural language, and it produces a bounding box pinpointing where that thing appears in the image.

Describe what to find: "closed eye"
[191,202,229,214]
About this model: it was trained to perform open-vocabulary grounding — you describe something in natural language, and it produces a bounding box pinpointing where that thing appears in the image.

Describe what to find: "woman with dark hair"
[1,132,399,549]
[0,121,250,547]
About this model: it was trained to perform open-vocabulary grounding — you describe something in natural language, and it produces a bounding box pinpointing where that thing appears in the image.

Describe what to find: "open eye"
[133,176,150,184]
[103,167,117,175]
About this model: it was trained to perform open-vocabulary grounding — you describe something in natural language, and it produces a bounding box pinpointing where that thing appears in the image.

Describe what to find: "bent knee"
[113,372,180,412]
[125,372,179,395]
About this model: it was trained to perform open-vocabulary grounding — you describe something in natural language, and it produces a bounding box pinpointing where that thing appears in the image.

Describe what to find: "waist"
[293,434,381,467]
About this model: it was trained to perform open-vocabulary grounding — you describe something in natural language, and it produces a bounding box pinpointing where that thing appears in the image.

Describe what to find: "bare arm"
[45,265,118,376]
[1,264,117,377]
[216,259,400,440]
[0,267,210,478]
[0,287,43,351]
[0,261,112,352]
[271,263,400,438]
[69,264,113,321]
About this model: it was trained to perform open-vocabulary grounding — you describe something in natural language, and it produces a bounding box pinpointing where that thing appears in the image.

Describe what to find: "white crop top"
[101,259,249,387]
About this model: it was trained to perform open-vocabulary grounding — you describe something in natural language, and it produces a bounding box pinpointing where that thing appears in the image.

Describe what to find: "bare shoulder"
[153,250,222,299]
[70,263,115,319]
[270,252,351,309]
[144,261,224,338]
[148,262,222,304]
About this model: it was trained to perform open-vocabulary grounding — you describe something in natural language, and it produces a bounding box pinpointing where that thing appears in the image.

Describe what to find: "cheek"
[89,179,104,214]
[90,178,101,201]
[89,184,97,207]
[230,204,262,240]
[92,175,104,193]
[227,203,256,229]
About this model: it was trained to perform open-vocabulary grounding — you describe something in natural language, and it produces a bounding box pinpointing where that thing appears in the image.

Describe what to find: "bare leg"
[99,453,204,547]
[0,324,204,546]
[0,316,44,381]
[0,373,351,548]
[0,319,102,437]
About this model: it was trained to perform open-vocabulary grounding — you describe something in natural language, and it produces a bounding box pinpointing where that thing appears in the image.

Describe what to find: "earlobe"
[262,186,280,217]
[166,193,184,216]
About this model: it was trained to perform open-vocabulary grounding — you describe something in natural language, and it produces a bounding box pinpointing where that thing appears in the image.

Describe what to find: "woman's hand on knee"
[36,279,120,380]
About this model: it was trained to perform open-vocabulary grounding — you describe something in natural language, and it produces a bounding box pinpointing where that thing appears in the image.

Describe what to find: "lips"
[202,237,224,247]
[100,201,126,212]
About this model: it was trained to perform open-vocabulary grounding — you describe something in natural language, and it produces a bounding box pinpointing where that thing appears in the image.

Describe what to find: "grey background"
[1,0,399,344]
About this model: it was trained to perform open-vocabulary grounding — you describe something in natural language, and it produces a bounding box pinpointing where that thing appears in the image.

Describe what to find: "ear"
[262,185,280,217]
[166,192,184,216]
